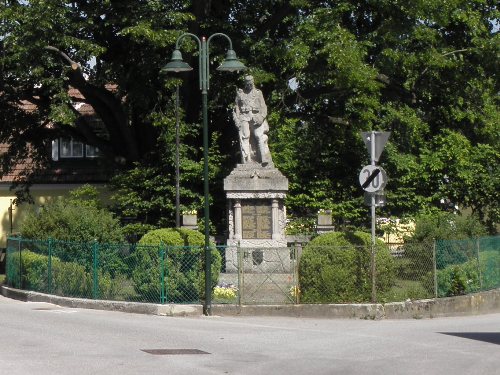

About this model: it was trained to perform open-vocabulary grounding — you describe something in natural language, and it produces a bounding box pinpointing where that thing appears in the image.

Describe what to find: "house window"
[52,138,100,160]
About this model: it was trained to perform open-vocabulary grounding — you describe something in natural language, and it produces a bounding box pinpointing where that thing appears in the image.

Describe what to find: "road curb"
[2,285,500,319]
[0,286,202,317]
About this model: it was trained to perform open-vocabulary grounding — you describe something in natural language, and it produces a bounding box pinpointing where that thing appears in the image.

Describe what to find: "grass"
[379,278,433,303]
[0,274,5,285]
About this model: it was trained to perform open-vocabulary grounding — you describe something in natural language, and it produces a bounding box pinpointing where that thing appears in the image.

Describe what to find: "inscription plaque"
[241,200,272,239]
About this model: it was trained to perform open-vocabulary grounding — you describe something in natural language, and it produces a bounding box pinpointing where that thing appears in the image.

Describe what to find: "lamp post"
[161,33,246,315]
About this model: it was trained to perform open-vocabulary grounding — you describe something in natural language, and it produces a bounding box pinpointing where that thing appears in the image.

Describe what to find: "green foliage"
[0,0,190,183]
[109,126,225,232]
[6,250,132,299]
[479,249,500,290]
[67,184,101,209]
[122,223,158,244]
[137,228,184,247]
[387,131,500,230]
[436,262,480,297]
[299,231,395,303]
[20,192,125,245]
[132,228,222,303]
[286,216,316,235]
[407,211,487,244]
[19,186,126,276]
[381,279,431,303]
[1,1,498,232]
[434,238,500,296]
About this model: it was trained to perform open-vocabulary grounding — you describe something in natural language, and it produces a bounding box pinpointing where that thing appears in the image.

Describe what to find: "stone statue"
[233,75,273,167]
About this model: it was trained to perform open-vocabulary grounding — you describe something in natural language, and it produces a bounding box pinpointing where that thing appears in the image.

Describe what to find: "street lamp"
[161,32,246,315]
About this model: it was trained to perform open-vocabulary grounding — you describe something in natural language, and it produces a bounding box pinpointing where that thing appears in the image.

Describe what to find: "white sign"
[361,131,391,162]
[359,165,387,192]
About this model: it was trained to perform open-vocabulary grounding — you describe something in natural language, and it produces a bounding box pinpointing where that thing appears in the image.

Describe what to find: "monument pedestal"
[224,163,289,273]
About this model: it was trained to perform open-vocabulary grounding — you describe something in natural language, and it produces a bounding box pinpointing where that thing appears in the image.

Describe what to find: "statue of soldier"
[232,75,273,167]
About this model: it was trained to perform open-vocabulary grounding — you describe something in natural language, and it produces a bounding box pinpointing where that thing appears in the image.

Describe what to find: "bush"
[436,261,480,297]
[406,212,487,244]
[19,186,126,276]
[132,228,222,303]
[20,200,125,244]
[122,223,157,244]
[8,250,90,297]
[299,231,395,303]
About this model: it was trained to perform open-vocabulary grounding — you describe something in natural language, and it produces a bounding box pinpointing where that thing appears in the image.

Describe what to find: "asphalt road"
[1,295,499,375]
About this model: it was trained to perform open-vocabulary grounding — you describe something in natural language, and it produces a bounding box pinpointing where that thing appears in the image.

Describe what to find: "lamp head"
[217,49,247,72]
[161,49,193,73]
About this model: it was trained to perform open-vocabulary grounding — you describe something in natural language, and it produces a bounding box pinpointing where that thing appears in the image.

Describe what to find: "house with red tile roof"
[0,87,115,247]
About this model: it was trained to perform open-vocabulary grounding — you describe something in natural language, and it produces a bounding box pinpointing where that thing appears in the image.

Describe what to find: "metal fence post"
[160,245,166,304]
[294,245,300,304]
[476,237,483,291]
[433,240,438,298]
[371,243,376,303]
[18,237,22,288]
[93,241,99,299]
[237,242,242,306]
[48,238,52,294]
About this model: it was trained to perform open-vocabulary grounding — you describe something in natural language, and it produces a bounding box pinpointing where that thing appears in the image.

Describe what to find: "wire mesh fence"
[5,237,216,304]
[385,242,435,302]
[435,236,500,297]
[294,242,436,303]
[5,235,499,306]
[217,247,299,305]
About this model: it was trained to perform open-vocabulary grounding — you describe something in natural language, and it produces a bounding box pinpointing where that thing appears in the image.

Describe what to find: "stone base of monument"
[224,240,290,273]
[224,163,289,274]
[218,272,296,304]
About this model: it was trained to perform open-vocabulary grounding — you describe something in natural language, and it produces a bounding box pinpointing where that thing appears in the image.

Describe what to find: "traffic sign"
[359,165,387,192]
[364,191,386,207]
[361,131,390,162]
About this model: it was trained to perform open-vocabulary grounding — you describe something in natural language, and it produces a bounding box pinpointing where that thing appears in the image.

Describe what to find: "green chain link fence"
[5,235,499,305]
[435,235,500,297]
[5,236,223,304]
[294,243,435,304]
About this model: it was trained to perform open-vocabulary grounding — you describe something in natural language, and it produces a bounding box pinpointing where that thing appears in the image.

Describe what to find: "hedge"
[299,231,395,303]
[132,228,222,303]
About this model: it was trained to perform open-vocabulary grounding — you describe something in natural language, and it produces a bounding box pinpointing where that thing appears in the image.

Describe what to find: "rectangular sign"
[241,200,272,239]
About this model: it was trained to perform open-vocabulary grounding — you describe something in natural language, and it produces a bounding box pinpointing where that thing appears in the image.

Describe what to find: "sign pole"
[360,130,390,303]
[370,131,377,303]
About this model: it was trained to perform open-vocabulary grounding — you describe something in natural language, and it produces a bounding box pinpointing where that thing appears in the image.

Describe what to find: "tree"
[230,0,499,229]
[2,1,498,232]
[1,0,190,173]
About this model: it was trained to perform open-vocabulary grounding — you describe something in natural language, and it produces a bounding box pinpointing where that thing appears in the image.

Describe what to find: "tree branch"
[44,45,139,162]
[253,4,294,39]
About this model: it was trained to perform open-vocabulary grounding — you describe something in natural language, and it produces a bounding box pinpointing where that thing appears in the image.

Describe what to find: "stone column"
[234,199,242,240]
[272,199,280,240]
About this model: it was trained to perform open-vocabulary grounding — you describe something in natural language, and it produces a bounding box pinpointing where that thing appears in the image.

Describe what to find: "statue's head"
[244,75,254,88]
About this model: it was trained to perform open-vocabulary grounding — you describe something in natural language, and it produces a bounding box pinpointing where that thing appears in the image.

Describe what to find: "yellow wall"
[0,183,109,248]
[378,219,415,245]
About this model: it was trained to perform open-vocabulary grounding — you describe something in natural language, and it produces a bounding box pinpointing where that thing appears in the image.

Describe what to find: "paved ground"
[1,294,500,375]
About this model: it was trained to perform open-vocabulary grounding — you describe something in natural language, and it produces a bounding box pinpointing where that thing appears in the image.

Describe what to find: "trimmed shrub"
[299,231,395,303]
[122,223,157,243]
[132,228,222,303]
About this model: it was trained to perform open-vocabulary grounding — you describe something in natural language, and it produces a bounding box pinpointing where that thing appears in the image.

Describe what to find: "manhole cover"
[141,349,210,355]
